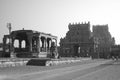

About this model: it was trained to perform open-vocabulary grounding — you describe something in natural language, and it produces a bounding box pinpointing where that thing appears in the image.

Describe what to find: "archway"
[73,44,79,57]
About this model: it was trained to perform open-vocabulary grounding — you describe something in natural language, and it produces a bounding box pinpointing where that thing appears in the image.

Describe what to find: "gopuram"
[93,25,115,58]
[59,22,93,57]
[59,22,115,58]
[3,29,58,58]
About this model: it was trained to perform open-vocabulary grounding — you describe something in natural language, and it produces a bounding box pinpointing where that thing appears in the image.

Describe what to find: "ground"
[0,59,119,80]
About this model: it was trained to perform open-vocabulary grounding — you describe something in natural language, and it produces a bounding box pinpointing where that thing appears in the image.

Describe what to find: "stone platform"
[0,57,91,67]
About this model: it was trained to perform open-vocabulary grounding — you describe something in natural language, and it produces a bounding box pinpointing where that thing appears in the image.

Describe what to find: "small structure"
[110,45,120,58]
[3,29,58,58]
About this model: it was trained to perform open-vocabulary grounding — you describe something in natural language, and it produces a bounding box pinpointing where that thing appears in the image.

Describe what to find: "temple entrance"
[73,45,80,57]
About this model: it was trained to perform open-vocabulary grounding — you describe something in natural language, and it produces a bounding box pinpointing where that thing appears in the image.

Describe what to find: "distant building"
[110,45,120,58]
[59,22,93,57]
[93,25,115,58]
[59,22,115,58]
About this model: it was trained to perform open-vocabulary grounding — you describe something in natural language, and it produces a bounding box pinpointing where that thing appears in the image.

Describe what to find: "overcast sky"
[0,0,120,45]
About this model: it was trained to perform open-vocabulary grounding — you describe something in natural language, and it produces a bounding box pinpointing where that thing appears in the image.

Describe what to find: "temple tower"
[93,24,115,58]
[59,22,93,57]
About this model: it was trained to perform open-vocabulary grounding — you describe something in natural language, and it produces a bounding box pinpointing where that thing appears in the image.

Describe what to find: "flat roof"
[10,29,57,39]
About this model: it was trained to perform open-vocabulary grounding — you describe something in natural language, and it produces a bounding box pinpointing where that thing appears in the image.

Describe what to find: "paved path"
[73,60,120,80]
[0,59,114,80]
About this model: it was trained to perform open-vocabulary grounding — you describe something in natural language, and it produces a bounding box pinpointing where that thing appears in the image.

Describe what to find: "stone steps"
[27,58,91,66]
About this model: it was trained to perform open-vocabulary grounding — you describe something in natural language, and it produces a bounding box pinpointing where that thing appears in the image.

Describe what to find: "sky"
[0,0,120,45]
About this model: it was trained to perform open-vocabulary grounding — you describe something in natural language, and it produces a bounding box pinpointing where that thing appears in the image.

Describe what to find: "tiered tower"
[59,22,115,58]
[92,24,115,58]
[59,22,93,57]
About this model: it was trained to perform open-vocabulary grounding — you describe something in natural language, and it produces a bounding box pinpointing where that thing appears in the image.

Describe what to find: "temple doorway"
[73,45,80,57]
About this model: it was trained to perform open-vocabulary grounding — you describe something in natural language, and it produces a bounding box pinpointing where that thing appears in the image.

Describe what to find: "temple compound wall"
[59,22,115,58]
[59,22,93,57]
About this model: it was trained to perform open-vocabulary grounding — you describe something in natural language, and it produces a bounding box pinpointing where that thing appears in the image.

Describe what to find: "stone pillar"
[28,36,33,52]
[3,37,6,53]
[44,38,47,52]
[50,39,52,48]
[47,38,52,51]
[47,38,49,49]
[41,37,44,51]
[37,37,40,52]
[41,38,44,48]
[11,38,14,49]
[39,37,42,52]
[55,39,57,47]
[19,40,22,49]
[10,38,16,58]
[3,37,7,57]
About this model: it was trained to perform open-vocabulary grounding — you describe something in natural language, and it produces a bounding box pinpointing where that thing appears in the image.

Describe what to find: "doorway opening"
[73,45,80,57]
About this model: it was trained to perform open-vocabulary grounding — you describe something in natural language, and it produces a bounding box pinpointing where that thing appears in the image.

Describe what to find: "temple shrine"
[3,29,58,58]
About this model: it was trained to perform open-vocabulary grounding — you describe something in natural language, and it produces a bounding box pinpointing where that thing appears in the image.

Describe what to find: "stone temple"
[92,25,115,58]
[59,22,93,57]
[59,22,115,58]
